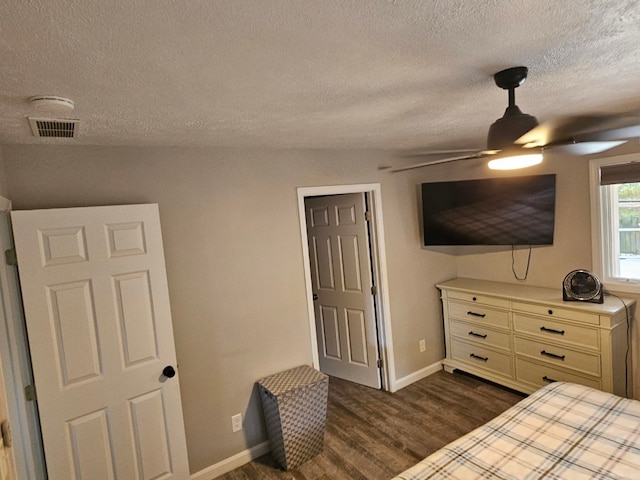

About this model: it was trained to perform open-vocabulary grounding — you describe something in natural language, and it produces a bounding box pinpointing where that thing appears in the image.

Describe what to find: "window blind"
[599,161,640,185]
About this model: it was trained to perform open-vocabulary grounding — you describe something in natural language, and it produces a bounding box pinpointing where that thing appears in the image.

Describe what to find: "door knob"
[313,294,318,301]
[162,366,176,378]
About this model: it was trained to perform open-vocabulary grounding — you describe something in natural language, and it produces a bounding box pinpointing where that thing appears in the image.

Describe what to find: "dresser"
[438,278,634,396]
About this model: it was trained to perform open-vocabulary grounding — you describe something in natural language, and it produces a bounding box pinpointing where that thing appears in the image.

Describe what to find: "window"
[590,154,640,293]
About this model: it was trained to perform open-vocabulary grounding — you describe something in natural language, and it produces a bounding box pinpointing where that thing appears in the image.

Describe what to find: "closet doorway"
[297,184,395,391]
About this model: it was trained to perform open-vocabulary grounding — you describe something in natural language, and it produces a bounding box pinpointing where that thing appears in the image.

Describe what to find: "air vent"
[28,117,79,138]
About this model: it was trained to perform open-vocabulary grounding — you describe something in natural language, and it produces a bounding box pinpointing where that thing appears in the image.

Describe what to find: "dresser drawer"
[515,358,601,391]
[447,290,510,309]
[514,337,601,376]
[450,338,513,377]
[513,314,599,350]
[450,319,511,351]
[512,301,600,325]
[448,301,510,329]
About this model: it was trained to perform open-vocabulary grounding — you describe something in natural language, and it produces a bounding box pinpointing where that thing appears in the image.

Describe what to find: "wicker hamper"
[257,365,329,470]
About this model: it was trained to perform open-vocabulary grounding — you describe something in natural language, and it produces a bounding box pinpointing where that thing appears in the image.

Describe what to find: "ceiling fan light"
[488,152,543,170]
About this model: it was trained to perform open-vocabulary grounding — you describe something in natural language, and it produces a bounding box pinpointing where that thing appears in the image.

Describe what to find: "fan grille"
[28,117,79,138]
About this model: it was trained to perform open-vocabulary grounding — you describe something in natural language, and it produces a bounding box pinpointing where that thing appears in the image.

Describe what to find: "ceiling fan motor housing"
[487,106,539,150]
[394,65,638,173]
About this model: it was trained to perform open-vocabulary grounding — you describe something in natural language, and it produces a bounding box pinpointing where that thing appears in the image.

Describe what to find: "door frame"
[297,184,396,391]
[0,197,47,479]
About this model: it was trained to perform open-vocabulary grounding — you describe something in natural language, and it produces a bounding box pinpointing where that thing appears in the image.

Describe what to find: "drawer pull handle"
[470,353,489,362]
[467,311,486,318]
[542,375,557,383]
[541,350,565,361]
[540,326,565,335]
[468,331,487,339]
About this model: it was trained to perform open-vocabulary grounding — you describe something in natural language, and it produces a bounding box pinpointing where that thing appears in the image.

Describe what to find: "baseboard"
[191,441,271,480]
[392,360,443,392]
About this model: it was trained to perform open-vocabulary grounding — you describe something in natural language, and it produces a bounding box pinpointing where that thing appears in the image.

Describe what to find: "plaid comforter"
[393,382,640,479]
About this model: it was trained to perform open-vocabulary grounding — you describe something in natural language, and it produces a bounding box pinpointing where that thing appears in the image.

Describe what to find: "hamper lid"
[258,365,327,395]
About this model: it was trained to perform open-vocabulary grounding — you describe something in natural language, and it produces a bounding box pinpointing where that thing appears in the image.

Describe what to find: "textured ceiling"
[1,0,639,151]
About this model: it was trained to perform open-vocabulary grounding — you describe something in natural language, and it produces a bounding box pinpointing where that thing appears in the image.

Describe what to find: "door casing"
[0,198,47,479]
[297,184,396,391]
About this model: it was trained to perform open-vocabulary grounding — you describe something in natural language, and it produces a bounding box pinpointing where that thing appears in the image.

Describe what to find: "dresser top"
[437,277,635,316]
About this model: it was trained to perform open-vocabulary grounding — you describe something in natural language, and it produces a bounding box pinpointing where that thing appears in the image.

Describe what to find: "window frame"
[590,153,640,294]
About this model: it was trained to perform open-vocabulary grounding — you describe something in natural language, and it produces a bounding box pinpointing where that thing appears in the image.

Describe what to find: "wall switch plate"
[231,413,242,433]
[419,339,426,352]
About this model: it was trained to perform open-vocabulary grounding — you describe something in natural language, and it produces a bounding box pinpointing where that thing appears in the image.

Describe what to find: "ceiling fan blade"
[401,148,483,158]
[573,122,640,142]
[390,152,489,173]
[516,114,640,147]
[551,141,627,156]
[514,115,610,147]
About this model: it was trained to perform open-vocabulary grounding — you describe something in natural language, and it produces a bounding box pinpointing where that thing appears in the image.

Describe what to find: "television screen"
[421,174,556,246]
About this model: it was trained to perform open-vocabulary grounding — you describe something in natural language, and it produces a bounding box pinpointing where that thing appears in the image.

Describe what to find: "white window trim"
[590,153,640,294]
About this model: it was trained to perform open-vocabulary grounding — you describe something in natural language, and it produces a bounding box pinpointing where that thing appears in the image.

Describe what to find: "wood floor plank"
[217,371,525,479]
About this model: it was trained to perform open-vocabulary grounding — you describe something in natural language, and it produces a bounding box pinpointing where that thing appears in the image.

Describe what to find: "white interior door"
[11,204,190,480]
[305,193,381,389]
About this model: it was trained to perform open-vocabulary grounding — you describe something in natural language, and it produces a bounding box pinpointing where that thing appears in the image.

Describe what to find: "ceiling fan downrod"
[487,66,539,150]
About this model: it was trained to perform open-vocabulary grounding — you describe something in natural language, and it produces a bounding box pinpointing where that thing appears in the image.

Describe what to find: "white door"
[11,204,190,480]
[305,193,381,389]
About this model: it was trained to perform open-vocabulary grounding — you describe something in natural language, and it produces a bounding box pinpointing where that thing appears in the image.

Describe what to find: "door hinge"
[371,285,377,295]
[24,384,36,402]
[4,248,17,266]
[364,211,372,222]
[1,420,11,448]
[377,359,383,368]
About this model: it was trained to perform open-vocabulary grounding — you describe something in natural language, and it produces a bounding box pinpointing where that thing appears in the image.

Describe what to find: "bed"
[392,382,640,479]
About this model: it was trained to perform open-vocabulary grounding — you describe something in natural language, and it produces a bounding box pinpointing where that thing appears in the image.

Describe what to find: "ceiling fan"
[392,66,640,173]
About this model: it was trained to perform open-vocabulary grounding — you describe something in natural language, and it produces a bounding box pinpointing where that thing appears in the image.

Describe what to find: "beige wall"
[457,152,592,288]
[415,146,640,399]
[4,143,640,471]
[2,145,456,473]
[408,147,636,288]
[453,148,640,400]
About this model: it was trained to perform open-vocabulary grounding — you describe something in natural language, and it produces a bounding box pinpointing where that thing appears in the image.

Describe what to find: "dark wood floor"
[219,370,525,479]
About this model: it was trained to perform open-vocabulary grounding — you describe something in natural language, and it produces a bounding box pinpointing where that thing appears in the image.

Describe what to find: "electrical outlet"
[231,413,242,433]
[419,339,426,352]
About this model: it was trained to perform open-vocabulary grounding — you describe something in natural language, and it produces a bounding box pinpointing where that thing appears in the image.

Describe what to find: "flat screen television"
[421,174,556,246]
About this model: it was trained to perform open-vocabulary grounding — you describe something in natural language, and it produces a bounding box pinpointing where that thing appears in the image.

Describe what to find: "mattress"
[392,382,640,479]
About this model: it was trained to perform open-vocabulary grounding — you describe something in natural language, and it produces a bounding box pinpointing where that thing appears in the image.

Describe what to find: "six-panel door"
[305,194,380,389]
[11,204,190,480]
